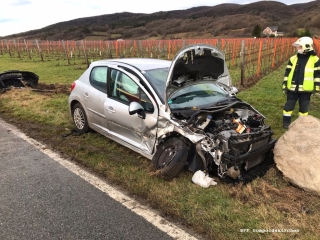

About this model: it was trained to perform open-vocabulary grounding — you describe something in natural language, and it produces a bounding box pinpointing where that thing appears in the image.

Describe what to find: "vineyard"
[1,38,320,87]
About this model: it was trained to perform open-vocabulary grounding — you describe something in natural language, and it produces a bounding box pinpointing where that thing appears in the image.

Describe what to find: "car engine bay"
[171,100,276,180]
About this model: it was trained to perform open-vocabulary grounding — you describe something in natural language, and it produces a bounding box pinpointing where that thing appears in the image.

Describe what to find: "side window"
[110,69,154,113]
[90,67,108,93]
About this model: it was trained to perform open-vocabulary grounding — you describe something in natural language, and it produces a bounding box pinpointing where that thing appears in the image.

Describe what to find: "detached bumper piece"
[0,70,39,89]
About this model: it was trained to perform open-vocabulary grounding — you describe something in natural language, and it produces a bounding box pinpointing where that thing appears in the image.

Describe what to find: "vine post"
[240,40,245,87]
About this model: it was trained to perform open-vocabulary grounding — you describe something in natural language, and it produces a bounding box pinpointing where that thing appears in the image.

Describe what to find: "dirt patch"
[0,83,70,95]
[32,83,70,95]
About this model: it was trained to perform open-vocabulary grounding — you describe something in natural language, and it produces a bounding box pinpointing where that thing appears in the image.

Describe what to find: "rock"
[273,115,320,196]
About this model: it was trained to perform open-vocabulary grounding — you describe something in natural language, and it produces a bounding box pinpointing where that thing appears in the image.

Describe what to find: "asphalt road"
[0,119,196,240]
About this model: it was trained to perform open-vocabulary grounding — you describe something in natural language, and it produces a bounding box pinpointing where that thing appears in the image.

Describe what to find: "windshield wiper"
[170,106,195,110]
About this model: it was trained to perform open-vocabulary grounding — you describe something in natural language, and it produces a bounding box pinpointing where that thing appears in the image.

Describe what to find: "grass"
[1,54,320,240]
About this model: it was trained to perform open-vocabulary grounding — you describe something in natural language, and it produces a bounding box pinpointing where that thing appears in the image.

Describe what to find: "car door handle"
[106,106,115,113]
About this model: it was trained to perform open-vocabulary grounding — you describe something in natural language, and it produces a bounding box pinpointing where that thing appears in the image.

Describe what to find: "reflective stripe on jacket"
[285,55,319,92]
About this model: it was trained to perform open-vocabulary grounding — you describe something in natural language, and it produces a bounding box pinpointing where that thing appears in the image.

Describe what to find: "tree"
[297,28,312,37]
[252,25,262,38]
[304,29,312,37]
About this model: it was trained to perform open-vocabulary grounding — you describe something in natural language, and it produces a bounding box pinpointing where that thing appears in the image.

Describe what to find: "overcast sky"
[0,0,314,37]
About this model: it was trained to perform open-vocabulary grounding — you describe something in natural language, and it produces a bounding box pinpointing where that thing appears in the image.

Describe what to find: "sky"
[0,0,315,37]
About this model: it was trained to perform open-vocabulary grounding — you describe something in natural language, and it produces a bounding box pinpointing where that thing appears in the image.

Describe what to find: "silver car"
[68,44,276,181]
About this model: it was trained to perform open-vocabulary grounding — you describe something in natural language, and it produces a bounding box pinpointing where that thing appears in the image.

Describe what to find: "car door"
[104,67,159,154]
[85,66,109,132]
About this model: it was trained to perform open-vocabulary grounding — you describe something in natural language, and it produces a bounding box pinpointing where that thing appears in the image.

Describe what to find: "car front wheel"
[72,103,89,133]
[152,137,188,180]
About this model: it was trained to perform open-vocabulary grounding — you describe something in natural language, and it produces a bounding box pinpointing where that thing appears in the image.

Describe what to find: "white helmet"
[292,36,314,52]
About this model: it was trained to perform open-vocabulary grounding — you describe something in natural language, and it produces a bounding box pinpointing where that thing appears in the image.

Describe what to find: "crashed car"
[0,70,39,90]
[68,44,276,181]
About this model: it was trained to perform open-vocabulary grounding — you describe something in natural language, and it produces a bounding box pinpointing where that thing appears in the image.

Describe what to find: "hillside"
[1,0,320,40]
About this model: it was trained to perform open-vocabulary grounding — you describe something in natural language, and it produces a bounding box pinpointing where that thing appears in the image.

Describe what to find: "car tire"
[152,137,188,180]
[72,103,89,133]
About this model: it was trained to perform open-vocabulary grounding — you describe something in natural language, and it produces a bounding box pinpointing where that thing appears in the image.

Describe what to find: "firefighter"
[282,36,320,129]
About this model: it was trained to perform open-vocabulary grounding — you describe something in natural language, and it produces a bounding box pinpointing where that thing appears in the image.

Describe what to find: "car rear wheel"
[72,103,89,133]
[152,137,188,180]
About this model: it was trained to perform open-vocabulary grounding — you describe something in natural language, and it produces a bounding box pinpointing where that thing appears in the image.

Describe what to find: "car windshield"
[168,83,229,110]
[142,68,169,103]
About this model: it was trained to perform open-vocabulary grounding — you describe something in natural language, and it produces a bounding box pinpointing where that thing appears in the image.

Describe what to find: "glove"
[282,84,287,94]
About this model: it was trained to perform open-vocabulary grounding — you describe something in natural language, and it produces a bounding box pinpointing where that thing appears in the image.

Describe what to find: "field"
[1,49,320,240]
[3,37,313,87]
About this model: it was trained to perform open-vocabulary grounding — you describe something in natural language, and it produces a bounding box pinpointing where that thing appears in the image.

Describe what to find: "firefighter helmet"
[292,36,314,52]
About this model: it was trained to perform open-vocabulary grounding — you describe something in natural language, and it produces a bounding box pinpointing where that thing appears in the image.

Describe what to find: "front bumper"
[222,138,277,164]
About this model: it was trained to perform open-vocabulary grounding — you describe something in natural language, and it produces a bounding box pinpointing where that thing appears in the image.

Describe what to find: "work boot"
[283,116,291,129]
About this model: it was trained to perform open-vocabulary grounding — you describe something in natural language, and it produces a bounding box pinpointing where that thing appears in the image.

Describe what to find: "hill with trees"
[1,0,320,40]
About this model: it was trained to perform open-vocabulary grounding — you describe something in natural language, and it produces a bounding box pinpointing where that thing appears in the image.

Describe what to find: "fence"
[1,38,319,87]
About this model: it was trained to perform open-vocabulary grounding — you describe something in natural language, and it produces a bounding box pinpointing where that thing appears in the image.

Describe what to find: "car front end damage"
[156,99,276,181]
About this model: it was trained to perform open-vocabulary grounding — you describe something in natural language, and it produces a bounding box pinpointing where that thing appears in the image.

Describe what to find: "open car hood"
[165,44,232,109]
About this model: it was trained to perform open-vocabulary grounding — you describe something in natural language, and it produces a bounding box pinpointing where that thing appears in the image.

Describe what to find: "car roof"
[91,58,171,71]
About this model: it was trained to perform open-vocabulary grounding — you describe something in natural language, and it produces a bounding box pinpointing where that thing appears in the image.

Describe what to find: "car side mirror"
[129,102,146,119]
[231,86,238,95]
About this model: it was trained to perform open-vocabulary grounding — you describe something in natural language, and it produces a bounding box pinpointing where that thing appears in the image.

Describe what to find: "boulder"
[273,115,320,196]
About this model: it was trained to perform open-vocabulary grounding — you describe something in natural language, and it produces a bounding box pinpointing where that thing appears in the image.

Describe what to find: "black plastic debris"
[0,70,39,89]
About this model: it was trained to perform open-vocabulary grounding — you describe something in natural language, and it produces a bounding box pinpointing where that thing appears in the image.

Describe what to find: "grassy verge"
[1,55,320,240]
